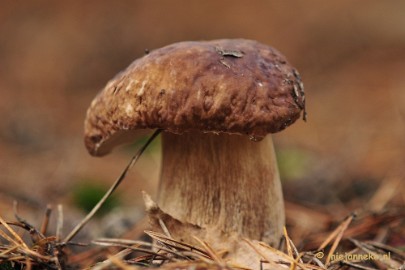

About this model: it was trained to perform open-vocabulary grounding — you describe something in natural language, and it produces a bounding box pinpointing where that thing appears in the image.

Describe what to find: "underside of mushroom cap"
[84,39,306,156]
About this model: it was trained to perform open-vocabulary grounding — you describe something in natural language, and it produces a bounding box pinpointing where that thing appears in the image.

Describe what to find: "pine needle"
[325,213,355,266]
[63,129,161,243]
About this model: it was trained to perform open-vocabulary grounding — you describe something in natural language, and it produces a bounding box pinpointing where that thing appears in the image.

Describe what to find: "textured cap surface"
[84,39,306,156]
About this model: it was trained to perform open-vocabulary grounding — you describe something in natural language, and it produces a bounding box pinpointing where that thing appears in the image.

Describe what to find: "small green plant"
[276,148,312,180]
[72,181,120,217]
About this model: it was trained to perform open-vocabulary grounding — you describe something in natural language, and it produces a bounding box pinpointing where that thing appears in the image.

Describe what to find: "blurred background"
[0,1,404,244]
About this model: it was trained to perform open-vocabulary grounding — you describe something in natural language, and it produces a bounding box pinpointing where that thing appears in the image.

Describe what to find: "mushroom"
[84,39,306,246]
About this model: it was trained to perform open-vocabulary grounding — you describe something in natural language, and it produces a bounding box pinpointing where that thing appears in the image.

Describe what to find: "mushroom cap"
[84,39,306,156]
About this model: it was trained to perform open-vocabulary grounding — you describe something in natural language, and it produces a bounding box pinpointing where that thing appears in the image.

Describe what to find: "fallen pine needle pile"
[0,204,403,269]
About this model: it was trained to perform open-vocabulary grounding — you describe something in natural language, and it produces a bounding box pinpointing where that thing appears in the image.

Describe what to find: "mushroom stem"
[158,131,285,245]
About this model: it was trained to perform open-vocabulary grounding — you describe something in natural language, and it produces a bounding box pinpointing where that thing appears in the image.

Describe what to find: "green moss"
[72,181,120,217]
[276,148,311,180]
[0,262,14,270]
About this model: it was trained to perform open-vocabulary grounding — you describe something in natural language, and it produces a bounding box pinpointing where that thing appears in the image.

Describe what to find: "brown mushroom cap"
[84,39,306,156]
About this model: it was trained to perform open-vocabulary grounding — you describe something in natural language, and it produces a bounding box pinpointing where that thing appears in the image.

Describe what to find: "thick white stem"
[158,131,284,245]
